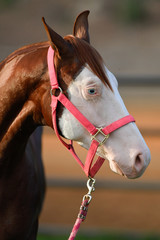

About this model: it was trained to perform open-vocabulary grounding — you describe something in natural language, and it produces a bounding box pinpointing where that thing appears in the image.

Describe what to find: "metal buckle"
[80,206,88,211]
[78,213,86,220]
[91,128,109,146]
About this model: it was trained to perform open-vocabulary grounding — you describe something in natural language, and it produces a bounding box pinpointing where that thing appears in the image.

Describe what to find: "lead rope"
[68,177,96,240]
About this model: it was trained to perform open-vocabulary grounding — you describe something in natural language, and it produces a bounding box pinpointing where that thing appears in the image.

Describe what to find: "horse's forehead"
[75,65,101,84]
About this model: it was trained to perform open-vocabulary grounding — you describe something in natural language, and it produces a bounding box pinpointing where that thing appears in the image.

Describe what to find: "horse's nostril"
[134,154,143,172]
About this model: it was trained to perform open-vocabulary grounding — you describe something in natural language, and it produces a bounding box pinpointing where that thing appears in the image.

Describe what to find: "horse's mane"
[0,42,49,71]
[65,35,112,89]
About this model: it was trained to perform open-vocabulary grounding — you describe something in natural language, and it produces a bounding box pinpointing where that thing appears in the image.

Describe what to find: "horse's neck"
[0,44,50,161]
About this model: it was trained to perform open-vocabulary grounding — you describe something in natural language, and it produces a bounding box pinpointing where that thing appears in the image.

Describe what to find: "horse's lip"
[116,166,125,177]
[109,160,126,177]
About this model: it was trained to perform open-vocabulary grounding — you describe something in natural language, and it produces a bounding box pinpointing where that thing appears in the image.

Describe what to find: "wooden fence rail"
[46,177,160,192]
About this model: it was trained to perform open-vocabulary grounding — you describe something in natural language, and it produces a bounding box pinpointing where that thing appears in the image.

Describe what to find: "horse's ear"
[42,17,70,58]
[73,10,90,43]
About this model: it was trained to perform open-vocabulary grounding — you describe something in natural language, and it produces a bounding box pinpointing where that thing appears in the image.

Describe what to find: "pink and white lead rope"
[68,178,96,240]
[68,199,89,240]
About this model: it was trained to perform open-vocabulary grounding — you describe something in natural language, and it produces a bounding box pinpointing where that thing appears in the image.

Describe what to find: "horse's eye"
[88,89,96,95]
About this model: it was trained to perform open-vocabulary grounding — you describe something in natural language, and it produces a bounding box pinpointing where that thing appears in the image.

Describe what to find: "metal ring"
[50,87,63,96]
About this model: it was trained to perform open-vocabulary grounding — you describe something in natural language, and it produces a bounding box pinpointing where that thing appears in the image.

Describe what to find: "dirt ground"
[39,86,160,234]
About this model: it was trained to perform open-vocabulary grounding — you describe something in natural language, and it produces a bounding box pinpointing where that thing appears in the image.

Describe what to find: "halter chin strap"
[47,46,135,178]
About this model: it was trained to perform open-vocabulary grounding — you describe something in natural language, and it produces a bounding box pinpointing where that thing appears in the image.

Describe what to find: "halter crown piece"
[47,46,135,178]
[47,46,135,239]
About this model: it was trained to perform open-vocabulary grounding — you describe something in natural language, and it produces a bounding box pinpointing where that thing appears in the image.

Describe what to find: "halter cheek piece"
[47,46,135,178]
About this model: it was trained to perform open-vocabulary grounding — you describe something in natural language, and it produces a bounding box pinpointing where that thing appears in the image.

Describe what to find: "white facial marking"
[59,65,151,179]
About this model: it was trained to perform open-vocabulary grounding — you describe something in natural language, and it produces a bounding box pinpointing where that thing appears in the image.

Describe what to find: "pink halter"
[47,46,135,178]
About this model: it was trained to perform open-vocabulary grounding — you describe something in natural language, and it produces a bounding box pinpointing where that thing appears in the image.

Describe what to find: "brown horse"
[0,11,150,239]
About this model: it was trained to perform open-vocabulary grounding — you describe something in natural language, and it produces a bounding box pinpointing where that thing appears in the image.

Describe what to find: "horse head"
[42,11,151,179]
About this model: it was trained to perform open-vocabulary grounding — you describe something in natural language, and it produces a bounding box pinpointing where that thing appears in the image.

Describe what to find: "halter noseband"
[47,46,135,178]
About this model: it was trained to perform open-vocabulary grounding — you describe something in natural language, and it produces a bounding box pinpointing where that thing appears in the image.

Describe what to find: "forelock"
[64,35,112,90]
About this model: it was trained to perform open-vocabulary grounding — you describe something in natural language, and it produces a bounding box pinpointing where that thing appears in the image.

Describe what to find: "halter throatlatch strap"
[47,46,135,178]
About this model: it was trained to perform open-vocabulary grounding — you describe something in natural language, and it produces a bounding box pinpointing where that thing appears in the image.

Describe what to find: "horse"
[0,10,150,239]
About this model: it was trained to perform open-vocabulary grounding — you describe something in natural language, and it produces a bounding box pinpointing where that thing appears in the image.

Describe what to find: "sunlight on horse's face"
[59,65,151,179]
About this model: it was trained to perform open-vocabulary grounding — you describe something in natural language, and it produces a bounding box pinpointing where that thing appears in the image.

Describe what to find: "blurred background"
[0,0,160,239]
